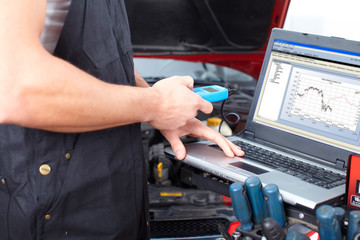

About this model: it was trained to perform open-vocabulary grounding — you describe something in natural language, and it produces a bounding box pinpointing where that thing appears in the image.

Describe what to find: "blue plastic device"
[193,85,228,102]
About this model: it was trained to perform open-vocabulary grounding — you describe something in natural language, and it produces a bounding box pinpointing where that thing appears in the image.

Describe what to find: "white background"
[283,0,360,41]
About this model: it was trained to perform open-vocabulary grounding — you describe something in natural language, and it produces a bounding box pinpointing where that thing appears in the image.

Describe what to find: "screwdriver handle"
[316,205,342,240]
[334,206,345,233]
[347,210,360,240]
[263,183,287,227]
[229,182,253,231]
[244,176,267,224]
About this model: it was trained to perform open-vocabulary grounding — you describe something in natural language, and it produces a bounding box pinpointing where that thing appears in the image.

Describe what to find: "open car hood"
[125,0,290,79]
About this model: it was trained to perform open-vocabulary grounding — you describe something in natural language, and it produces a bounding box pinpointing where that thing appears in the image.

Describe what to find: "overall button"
[44,214,51,221]
[39,164,51,176]
[1,178,5,185]
[65,153,71,159]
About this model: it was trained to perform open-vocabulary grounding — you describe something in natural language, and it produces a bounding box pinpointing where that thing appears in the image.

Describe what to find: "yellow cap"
[207,117,222,126]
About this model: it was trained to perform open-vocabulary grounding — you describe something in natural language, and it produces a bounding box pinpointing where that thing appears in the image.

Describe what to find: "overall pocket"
[82,0,120,69]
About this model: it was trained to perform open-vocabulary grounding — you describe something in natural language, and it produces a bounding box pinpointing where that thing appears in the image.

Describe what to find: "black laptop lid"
[245,28,360,168]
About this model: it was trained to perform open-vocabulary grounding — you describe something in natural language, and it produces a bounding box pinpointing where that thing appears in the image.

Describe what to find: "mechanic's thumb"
[198,98,213,114]
[178,75,194,89]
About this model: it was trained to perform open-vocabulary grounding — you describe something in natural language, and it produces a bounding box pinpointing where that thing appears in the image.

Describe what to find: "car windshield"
[134,58,255,85]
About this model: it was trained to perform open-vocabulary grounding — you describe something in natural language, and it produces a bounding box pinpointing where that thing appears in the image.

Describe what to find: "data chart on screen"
[280,67,360,143]
[291,69,360,131]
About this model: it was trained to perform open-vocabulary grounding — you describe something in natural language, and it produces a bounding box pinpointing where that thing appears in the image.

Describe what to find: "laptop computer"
[165,28,360,210]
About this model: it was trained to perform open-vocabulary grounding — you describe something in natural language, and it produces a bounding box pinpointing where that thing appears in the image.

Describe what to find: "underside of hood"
[125,0,290,79]
[126,0,289,53]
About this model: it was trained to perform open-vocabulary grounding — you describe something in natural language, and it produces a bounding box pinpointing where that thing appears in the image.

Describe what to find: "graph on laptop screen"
[253,39,360,153]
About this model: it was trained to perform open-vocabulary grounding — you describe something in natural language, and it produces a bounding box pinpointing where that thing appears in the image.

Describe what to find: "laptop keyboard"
[223,140,345,189]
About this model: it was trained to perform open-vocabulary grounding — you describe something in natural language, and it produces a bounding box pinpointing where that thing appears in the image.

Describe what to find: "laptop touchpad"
[230,161,268,175]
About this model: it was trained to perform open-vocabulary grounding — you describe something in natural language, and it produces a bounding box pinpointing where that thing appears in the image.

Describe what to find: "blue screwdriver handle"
[229,182,253,231]
[244,176,267,224]
[263,183,287,227]
[347,210,360,240]
[334,207,345,231]
[316,205,342,240]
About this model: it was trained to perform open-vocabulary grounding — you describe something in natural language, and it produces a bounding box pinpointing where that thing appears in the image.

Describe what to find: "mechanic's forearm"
[0,49,157,132]
[1,0,203,133]
[0,0,156,132]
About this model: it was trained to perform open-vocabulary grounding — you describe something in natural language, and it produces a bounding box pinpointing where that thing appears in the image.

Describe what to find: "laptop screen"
[252,34,360,154]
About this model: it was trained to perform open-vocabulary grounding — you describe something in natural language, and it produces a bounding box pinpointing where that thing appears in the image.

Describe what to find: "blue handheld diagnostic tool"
[193,85,228,102]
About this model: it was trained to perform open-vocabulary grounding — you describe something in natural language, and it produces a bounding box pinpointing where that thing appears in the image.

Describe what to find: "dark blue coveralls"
[0,0,149,239]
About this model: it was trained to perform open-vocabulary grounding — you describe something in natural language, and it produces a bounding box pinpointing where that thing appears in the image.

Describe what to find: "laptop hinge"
[244,130,255,138]
[335,159,345,169]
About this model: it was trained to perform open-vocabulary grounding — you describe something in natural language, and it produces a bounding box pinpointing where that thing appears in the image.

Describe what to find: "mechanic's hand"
[149,76,213,130]
[161,118,245,160]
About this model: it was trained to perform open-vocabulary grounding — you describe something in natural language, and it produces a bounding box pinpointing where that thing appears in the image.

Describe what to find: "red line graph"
[291,73,360,131]
[297,86,359,112]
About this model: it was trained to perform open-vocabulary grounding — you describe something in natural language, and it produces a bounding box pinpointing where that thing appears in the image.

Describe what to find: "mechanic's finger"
[190,125,235,157]
[162,132,187,160]
[225,138,245,156]
[214,135,235,158]
[215,136,244,158]
[204,129,243,157]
